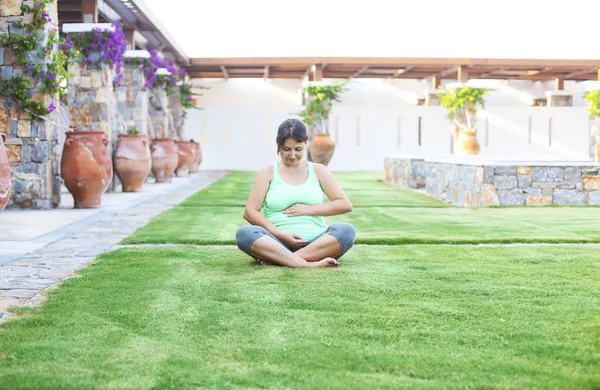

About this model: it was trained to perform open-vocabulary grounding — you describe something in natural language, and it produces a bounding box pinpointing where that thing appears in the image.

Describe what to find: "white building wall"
[183,78,595,171]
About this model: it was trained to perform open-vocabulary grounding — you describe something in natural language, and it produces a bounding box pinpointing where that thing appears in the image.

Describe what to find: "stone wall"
[116,63,147,134]
[385,156,600,207]
[148,88,168,139]
[168,94,183,140]
[384,156,426,189]
[2,0,60,209]
[66,61,116,139]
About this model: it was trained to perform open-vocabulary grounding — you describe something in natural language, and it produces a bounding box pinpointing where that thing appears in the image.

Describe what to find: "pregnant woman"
[236,118,356,268]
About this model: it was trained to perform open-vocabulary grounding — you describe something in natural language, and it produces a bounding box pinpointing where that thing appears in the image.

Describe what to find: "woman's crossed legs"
[236,223,356,268]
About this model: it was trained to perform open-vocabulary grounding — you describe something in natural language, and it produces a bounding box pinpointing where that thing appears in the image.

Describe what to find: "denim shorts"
[236,223,356,260]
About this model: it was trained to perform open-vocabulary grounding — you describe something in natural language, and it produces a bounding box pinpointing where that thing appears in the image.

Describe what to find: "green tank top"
[263,161,326,241]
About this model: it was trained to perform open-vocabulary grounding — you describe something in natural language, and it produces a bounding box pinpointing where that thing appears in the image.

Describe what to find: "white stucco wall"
[182,78,595,171]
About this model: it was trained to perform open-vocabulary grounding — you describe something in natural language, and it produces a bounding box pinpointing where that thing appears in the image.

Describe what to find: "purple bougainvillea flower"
[48,103,56,112]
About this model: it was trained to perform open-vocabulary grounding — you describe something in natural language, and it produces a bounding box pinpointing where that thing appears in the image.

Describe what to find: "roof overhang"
[102,0,189,65]
[58,0,189,66]
[185,57,600,81]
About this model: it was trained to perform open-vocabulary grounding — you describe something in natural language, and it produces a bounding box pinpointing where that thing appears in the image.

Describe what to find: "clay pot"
[175,141,195,177]
[114,134,152,192]
[150,138,178,183]
[189,141,203,173]
[0,133,11,214]
[61,130,113,208]
[309,133,336,166]
[454,131,481,155]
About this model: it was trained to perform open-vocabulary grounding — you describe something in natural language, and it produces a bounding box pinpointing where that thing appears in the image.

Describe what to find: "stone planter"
[0,134,11,214]
[150,138,178,183]
[309,133,336,166]
[190,141,203,173]
[454,130,480,155]
[114,134,152,192]
[175,141,195,177]
[61,130,113,208]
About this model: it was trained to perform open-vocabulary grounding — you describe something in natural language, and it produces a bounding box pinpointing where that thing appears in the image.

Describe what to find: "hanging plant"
[583,89,600,117]
[179,81,207,110]
[298,80,348,133]
[0,0,74,118]
[70,22,127,86]
[124,50,186,92]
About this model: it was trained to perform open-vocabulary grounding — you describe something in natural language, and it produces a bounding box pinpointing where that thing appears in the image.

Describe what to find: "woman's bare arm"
[242,165,281,235]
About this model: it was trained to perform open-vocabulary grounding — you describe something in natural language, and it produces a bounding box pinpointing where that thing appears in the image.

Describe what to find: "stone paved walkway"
[0,171,227,322]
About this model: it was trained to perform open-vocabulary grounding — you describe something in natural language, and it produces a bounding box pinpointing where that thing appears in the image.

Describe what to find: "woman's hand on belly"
[282,203,313,217]
[278,232,309,248]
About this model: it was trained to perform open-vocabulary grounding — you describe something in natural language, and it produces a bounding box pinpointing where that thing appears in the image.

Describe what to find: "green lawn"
[1,246,598,389]
[2,170,599,389]
[121,206,600,245]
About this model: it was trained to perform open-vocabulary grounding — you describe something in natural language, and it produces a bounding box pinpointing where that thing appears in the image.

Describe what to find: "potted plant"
[189,138,202,173]
[113,127,152,192]
[441,85,489,155]
[61,126,113,208]
[175,139,195,177]
[298,80,348,166]
[583,87,600,162]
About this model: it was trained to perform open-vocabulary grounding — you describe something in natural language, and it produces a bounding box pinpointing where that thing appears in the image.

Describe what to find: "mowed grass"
[121,171,600,245]
[179,171,446,208]
[3,170,600,389]
[1,246,598,389]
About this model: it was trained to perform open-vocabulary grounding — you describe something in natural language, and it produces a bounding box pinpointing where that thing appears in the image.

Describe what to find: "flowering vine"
[70,22,127,86]
[0,0,73,118]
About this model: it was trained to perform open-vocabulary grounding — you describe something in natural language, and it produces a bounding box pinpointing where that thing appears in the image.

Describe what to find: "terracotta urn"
[309,133,336,166]
[114,134,152,192]
[0,133,11,213]
[150,138,178,183]
[61,130,113,208]
[175,141,195,177]
[189,141,203,173]
[454,130,481,155]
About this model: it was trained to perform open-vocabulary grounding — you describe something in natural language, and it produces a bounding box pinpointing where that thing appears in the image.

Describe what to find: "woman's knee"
[327,223,356,254]
[236,225,267,253]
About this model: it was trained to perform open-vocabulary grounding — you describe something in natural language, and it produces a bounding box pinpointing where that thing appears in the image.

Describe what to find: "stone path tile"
[0,171,227,322]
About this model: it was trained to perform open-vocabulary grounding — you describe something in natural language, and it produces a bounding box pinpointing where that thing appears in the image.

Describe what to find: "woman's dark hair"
[276,118,308,151]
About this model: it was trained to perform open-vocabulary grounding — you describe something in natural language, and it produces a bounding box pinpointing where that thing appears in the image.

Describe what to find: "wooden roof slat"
[185,57,600,80]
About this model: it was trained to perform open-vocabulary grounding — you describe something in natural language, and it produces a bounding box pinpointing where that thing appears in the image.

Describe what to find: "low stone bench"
[385,156,600,207]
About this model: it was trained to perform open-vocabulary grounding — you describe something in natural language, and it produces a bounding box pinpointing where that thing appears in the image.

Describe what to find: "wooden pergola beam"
[185,58,600,80]
[313,64,323,81]
[457,65,469,82]
[264,66,269,80]
[300,64,313,80]
[123,29,137,50]
[351,66,369,78]
[220,65,229,80]
[555,77,564,91]
[82,0,99,23]
[564,68,597,78]
[189,57,600,68]
[388,66,414,79]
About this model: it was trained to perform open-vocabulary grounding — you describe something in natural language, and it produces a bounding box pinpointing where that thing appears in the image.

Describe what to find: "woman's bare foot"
[255,258,279,266]
[312,257,340,268]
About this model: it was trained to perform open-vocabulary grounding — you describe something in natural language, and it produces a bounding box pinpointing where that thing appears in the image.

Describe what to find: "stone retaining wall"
[385,156,600,207]
[384,157,426,189]
[2,0,60,209]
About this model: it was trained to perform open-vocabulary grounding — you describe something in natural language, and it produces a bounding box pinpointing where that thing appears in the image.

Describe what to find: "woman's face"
[279,138,306,167]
